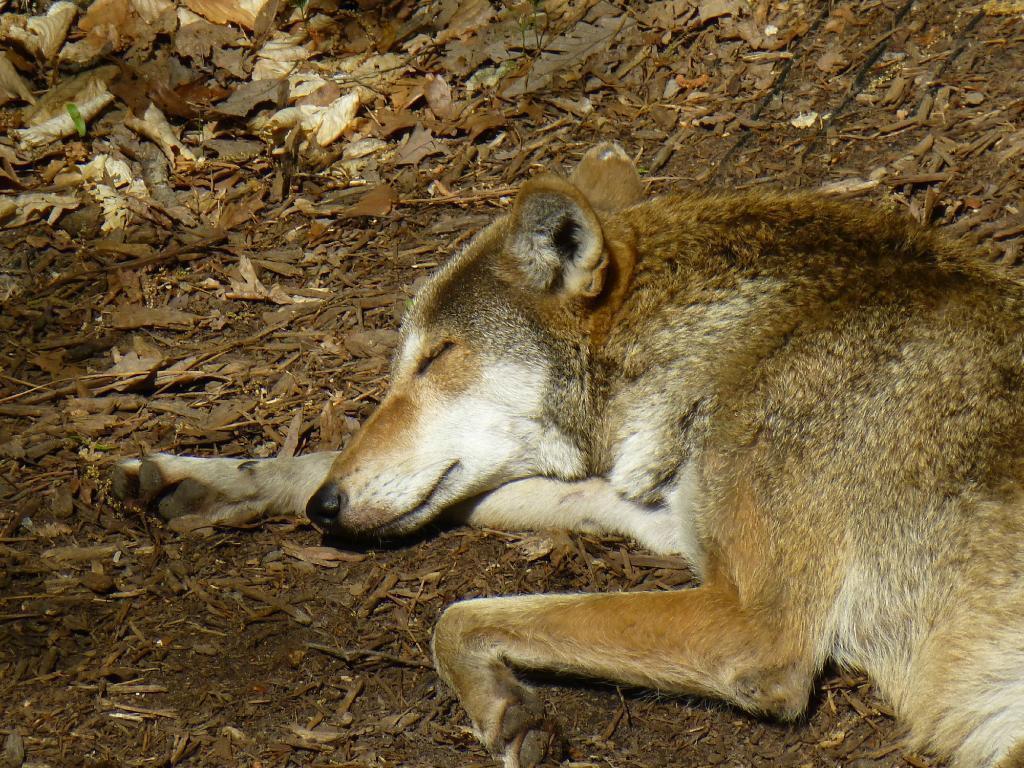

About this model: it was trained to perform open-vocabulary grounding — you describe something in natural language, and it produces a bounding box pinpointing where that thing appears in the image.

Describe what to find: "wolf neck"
[584,230,801,504]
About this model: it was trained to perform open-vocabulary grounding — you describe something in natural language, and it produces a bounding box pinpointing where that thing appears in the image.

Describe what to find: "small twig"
[43,230,228,290]
[400,186,519,206]
[305,642,432,669]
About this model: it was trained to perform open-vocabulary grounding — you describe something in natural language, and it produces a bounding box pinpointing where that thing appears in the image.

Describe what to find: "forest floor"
[2,0,1023,766]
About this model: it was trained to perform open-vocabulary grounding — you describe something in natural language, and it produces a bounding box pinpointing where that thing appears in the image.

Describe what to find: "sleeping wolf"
[115,144,1024,767]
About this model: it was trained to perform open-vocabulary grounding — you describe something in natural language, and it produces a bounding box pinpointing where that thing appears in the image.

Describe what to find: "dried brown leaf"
[502,15,628,97]
[394,123,446,166]
[98,344,164,393]
[281,541,367,568]
[42,544,119,562]
[698,0,742,22]
[174,18,241,61]
[462,110,506,143]
[424,74,458,120]
[216,79,285,117]
[343,329,399,358]
[109,305,200,329]
[342,184,397,218]
[277,412,302,459]
[435,0,496,44]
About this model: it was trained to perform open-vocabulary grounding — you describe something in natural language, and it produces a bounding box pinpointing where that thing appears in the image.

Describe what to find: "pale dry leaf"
[253,39,312,81]
[129,0,175,24]
[266,284,297,305]
[288,72,330,100]
[0,273,22,301]
[314,91,360,146]
[176,6,206,26]
[236,255,266,294]
[0,192,80,229]
[790,111,819,129]
[0,52,34,106]
[288,725,346,743]
[99,346,164,394]
[124,103,197,164]
[333,52,408,102]
[817,178,880,196]
[342,137,388,160]
[79,154,135,186]
[255,91,360,148]
[513,534,556,562]
[59,36,107,67]
[21,65,117,126]
[16,75,114,148]
[89,184,134,232]
[225,255,296,304]
[79,153,152,232]
[183,0,270,30]
[0,1,77,60]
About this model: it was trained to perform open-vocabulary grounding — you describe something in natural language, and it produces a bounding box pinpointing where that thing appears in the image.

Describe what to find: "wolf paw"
[111,455,266,533]
[113,457,198,519]
[487,688,561,768]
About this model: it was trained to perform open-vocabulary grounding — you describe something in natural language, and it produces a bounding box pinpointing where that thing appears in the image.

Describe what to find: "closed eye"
[416,341,455,376]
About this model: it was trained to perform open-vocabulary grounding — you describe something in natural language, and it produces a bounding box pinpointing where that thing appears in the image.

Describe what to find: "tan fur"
[115,145,1024,767]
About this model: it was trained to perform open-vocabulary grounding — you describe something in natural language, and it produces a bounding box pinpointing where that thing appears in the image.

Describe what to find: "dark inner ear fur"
[506,175,606,296]
[552,216,582,264]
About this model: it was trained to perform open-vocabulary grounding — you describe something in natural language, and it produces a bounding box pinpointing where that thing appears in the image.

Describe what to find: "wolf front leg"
[451,477,694,557]
[112,452,339,533]
[433,587,816,768]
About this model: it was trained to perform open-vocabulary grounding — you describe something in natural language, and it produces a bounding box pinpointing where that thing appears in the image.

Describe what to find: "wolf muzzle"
[306,482,346,531]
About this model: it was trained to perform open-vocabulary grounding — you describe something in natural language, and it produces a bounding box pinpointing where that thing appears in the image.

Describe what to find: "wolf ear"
[570,142,644,214]
[507,175,607,298]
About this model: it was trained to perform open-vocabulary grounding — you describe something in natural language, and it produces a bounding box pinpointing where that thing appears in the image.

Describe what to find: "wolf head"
[306,144,644,536]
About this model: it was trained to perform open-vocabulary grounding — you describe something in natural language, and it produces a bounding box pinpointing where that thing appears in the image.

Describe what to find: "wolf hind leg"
[901,608,1024,768]
[433,585,817,768]
[112,452,339,533]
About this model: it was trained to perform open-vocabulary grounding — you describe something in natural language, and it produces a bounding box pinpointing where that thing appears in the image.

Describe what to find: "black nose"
[306,482,347,529]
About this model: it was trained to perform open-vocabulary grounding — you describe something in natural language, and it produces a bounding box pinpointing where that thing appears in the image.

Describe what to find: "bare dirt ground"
[2,1,1023,766]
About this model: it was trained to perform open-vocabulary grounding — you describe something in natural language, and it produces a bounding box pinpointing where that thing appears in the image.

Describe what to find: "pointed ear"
[569,142,644,214]
[507,175,607,298]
